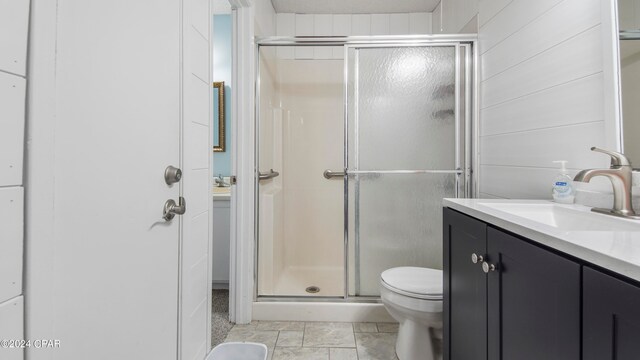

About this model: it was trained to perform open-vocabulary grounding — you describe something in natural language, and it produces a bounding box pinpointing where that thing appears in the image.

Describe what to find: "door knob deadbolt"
[163,197,186,221]
[165,166,182,185]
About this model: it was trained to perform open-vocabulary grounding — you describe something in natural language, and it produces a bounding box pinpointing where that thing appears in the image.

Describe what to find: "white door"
[179,0,214,359]
[25,1,210,359]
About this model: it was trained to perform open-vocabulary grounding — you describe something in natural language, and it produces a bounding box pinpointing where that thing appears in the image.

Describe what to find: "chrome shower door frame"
[344,41,474,298]
[254,35,477,303]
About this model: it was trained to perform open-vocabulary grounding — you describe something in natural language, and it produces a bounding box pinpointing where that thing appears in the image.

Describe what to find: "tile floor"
[223,321,401,360]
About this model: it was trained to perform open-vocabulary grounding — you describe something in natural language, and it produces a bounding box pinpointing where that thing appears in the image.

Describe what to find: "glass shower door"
[345,44,468,297]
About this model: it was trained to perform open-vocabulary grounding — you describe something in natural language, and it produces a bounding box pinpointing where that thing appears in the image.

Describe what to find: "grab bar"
[323,169,346,179]
[258,169,279,181]
[348,170,463,175]
[323,168,463,179]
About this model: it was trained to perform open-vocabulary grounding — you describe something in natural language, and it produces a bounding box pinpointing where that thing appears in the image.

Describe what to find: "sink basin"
[479,202,640,232]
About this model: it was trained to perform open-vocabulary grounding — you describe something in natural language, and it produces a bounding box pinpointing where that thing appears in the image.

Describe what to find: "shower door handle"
[323,169,346,179]
[258,169,279,181]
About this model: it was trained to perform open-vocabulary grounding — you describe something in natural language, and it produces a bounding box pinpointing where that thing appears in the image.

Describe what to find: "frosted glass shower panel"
[347,45,461,297]
[354,46,457,170]
[352,173,456,296]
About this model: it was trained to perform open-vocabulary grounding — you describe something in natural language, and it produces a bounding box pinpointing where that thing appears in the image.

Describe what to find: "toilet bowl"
[380,267,443,360]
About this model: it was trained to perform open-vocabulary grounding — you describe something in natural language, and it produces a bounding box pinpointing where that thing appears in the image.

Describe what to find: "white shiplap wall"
[275,12,433,60]
[478,0,614,199]
[0,0,28,359]
[0,297,23,360]
[433,0,479,34]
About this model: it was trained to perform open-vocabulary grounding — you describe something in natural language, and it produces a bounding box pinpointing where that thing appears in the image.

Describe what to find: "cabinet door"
[444,208,487,360]
[584,267,640,360]
[487,228,580,360]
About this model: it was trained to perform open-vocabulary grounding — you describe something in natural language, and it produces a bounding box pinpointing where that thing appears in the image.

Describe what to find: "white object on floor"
[207,342,268,360]
[380,266,443,360]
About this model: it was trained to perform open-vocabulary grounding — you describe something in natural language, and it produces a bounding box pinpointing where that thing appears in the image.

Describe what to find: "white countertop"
[444,198,640,282]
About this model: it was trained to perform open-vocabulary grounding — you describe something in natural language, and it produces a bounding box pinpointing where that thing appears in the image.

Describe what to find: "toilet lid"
[381,267,443,300]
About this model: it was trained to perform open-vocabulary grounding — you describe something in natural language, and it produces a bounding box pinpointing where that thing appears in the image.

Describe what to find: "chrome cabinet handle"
[163,196,186,221]
[471,253,484,264]
[323,169,346,179]
[258,169,279,181]
[482,262,497,273]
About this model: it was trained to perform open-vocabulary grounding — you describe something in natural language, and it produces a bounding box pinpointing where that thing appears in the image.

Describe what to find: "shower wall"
[280,59,343,270]
[258,49,345,296]
[257,47,285,294]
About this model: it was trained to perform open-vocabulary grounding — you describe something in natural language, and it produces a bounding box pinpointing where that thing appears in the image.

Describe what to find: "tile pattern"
[303,322,355,348]
[355,333,398,360]
[276,331,304,347]
[223,321,402,360]
[353,323,378,333]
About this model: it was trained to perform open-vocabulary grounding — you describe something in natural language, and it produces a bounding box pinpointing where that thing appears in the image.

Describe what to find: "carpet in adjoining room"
[211,289,233,347]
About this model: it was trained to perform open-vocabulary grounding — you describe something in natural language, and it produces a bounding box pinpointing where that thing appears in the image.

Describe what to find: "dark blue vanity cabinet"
[443,208,487,360]
[583,267,640,360]
[444,207,640,360]
[486,227,580,360]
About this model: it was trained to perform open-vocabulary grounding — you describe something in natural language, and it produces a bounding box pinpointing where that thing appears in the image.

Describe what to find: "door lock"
[163,197,186,221]
[164,165,182,185]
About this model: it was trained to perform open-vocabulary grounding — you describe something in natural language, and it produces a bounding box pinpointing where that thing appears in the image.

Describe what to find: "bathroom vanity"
[212,187,231,288]
[443,199,640,360]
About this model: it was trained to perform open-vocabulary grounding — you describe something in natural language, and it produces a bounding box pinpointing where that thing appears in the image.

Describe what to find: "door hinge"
[230,175,237,185]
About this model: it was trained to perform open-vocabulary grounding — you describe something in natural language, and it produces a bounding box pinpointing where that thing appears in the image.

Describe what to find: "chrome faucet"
[573,147,639,219]
[214,174,229,187]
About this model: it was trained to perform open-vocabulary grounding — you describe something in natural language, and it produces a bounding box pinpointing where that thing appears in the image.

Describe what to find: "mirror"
[618,0,640,164]
[213,81,226,152]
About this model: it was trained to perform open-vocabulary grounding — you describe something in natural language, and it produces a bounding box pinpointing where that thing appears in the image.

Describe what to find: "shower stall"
[255,36,475,302]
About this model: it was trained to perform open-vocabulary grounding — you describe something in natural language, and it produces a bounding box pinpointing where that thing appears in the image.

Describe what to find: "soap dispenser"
[552,160,575,204]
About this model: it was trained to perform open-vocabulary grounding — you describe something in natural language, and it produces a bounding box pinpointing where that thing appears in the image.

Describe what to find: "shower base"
[271,266,343,297]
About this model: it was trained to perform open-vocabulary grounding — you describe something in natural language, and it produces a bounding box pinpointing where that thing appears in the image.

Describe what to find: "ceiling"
[270,0,440,14]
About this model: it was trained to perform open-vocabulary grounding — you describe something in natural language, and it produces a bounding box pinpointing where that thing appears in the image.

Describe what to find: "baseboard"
[252,301,395,323]
[212,281,229,290]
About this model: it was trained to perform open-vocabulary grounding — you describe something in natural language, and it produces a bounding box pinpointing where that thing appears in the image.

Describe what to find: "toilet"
[380,267,443,360]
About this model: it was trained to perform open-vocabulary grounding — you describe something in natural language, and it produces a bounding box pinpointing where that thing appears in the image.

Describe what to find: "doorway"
[210,1,235,349]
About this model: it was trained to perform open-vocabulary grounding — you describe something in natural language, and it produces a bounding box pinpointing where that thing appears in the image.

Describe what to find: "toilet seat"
[380,267,443,300]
